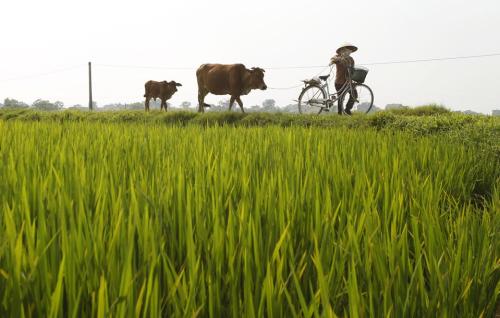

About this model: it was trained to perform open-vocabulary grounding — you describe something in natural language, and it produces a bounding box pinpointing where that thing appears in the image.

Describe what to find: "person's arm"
[329,54,342,66]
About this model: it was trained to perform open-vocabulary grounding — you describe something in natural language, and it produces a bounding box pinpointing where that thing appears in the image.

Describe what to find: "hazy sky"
[1,0,499,113]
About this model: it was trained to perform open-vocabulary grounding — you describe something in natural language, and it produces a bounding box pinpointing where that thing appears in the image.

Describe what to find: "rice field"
[0,115,499,317]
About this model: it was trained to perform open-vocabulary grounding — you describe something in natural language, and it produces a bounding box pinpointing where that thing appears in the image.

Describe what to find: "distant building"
[492,110,500,116]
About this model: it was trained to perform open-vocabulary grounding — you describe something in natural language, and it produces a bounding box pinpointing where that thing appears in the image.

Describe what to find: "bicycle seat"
[319,74,330,81]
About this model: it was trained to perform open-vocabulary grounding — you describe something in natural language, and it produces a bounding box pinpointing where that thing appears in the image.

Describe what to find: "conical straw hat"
[336,43,358,54]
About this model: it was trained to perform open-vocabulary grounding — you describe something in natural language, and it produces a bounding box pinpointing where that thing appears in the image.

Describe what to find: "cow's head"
[168,81,182,93]
[160,81,182,99]
[249,67,267,90]
[163,81,182,96]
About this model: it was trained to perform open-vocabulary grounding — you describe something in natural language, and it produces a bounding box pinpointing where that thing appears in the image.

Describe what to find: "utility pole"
[88,62,93,111]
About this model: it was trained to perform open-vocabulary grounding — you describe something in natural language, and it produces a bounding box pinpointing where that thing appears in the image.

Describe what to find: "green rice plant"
[385,104,451,116]
[0,120,498,317]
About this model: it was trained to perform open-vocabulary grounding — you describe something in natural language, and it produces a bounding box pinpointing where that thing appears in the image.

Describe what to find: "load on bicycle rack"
[298,66,374,114]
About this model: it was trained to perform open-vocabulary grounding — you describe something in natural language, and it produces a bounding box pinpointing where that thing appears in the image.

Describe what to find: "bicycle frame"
[300,66,374,114]
[318,70,356,109]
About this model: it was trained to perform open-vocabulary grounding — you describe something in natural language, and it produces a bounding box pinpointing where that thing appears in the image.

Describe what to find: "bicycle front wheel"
[350,83,374,114]
[298,85,327,114]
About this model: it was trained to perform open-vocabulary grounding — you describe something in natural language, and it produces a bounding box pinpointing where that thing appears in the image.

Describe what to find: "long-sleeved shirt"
[330,54,355,85]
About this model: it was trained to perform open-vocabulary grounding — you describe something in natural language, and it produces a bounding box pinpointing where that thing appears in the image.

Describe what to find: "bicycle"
[297,66,374,114]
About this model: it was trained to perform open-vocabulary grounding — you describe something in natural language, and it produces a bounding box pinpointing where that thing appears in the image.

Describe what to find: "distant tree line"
[2,98,64,111]
[2,97,498,115]
[0,98,409,114]
[1,97,299,112]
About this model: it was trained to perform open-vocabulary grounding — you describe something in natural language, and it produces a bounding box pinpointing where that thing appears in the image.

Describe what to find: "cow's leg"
[145,97,150,111]
[229,96,236,111]
[198,90,208,113]
[236,97,245,113]
[161,99,167,111]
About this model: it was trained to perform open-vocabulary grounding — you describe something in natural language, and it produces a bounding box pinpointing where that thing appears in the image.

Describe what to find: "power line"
[265,65,326,70]
[270,53,500,89]
[0,65,84,83]
[94,63,328,71]
[360,52,500,66]
[267,52,500,74]
[95,64,194,71]
[94,52,500,71]
[1,52,499,85]
[267,84,304,90]
[268,65,331,90]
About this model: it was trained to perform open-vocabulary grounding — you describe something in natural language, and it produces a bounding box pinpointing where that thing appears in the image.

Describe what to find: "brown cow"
[144,80,182,111]
[196,64,267,113]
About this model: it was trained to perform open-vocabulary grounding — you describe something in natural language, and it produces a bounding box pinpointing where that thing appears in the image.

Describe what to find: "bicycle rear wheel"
[347,83,374,114]
[298,85,327,114]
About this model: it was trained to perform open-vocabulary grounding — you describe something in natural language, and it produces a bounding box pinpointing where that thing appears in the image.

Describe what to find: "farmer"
[329,43,358,115]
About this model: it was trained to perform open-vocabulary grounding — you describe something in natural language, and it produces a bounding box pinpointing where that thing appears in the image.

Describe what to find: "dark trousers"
[335,82,357,114]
